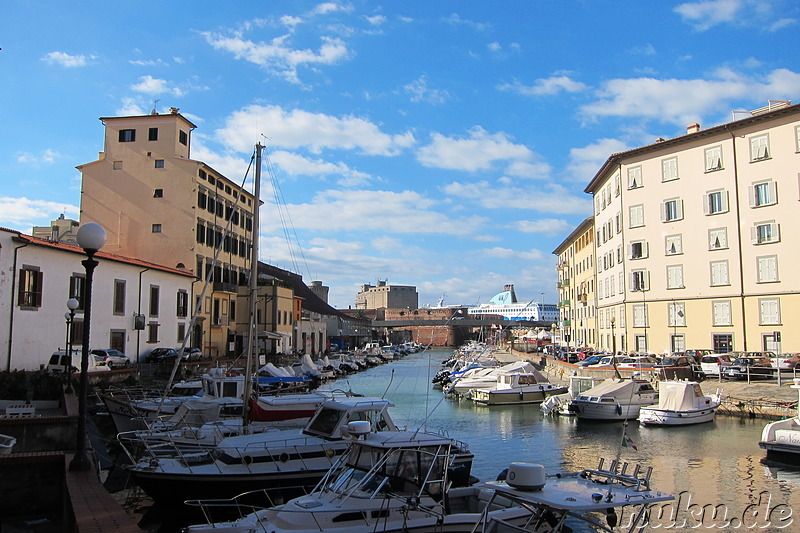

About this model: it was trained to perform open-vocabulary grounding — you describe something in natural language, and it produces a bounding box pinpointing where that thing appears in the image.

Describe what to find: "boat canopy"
[579,378,648,399]
[655,381,705,411]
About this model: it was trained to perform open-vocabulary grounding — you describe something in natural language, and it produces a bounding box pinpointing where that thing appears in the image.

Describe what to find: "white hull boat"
[447,360,535,395]
[760,379,800,464]
[470,371,567,405]
[568,379,658,421]
[540,376,603,416]
[184,427,672,533]
[638,381,721,426]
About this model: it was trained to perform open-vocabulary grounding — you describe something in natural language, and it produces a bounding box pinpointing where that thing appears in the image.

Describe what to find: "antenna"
[151,99,160,115]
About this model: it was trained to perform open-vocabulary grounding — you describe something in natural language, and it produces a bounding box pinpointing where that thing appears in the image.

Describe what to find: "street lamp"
[610,316,621,379]
[64,298,79,393]
[68,223,106,472]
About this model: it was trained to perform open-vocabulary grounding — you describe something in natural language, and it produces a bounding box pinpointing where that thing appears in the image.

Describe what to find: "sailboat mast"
[242,143,263,430]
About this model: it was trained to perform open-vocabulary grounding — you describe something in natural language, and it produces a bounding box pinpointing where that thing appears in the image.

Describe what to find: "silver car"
[91,349,131,369]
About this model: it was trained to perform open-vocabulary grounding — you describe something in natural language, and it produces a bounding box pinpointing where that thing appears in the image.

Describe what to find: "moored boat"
[759,378,800,464]
[470,371,568,405]
[638,380,721,426]
[568,378,658,421]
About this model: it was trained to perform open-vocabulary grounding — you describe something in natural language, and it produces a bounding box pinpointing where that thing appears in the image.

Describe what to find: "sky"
[2,1,800,310]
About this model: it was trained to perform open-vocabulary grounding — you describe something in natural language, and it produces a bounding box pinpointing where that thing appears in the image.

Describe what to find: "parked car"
[655,355,695,368]
[770,354,800,371]
[47,350,110,373]
[91,349,131,369]
[617,356,659,368]
[176,347,202,362]
[721,356,773,380]
[577,355,604,367]
[700,354,733,376]
[587,355,627,368]
[145,347,179,363]
[684,349,714,362]
[562,352,580,363]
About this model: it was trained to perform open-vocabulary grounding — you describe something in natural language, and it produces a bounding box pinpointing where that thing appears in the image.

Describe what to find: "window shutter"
[643,241,649,258]
[703,195,710,215]
[35,271,43,307]
[750,226,759,244]
[722,191,729,212]
[768,181,777,204]
[660,202,667,222]
[748,185,757,207]
[771,223,780,242]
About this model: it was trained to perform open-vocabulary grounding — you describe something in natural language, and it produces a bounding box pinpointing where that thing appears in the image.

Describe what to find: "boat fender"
[242,455,253,465]
[325,448,336,458]
[616,405,623,416]
[279,452,290,463]
[606,508,618,527]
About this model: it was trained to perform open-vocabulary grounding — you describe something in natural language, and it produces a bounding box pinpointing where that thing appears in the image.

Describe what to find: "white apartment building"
[0,229,195,370]
[584,100,800,354]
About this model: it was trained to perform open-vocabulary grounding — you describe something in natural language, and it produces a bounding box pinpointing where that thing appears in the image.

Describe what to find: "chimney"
[169,107,180,115]
[686,123,700,134]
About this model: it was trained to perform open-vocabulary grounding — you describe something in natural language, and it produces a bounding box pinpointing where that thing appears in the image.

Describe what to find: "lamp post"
[68,223,106,472]
[64,298,79,393]
[611,316,621,379]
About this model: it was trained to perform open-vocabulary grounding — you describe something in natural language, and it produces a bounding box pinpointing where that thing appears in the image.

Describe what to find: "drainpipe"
[6,238,29,371]
[136,267,150,362]
[725,125,747,351]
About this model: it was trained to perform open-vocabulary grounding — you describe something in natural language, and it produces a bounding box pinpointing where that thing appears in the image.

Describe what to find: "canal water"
[319,348,800,531]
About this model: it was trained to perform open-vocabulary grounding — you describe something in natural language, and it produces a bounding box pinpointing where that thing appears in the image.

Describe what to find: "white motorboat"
[184,426,673,533]
[568,378,659,421]
[638,381,721,426]
[121,396,401,506]
[540,375,603,415]
[470,371,568,405]
[0,433,16,455]
[446,360,536,396]
[760,378,800,464]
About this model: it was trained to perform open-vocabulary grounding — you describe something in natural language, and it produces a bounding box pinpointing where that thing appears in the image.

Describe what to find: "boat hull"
[638,407,717,426]
[569,401,650,421]
[472,386,568,406]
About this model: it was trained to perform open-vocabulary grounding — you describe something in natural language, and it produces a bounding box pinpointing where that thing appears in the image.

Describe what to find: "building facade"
[0,229,195,370]
[583,101,800,354]
[32,214,80,244]
[552,217,596,349]
[355,280,418,310]
[77,108,258,356]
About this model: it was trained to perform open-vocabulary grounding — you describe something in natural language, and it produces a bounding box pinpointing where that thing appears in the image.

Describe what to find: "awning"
[258,331,283,340]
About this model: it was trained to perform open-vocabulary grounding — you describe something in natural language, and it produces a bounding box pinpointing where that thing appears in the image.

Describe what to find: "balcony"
[557,299,571,308]
[577,293,587,304]
[557,279,571,288]
[561,320,572,327]
[212,282,238,294]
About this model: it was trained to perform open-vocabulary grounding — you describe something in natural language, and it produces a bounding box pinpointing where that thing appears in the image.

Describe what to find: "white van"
[47,350,110,373]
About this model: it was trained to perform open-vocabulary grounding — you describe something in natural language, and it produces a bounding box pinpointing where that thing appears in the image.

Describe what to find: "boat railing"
[579,457,654,492]
[184,485,305,524]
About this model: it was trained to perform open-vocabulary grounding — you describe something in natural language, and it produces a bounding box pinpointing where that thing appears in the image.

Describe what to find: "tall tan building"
[583,100,800,354]
[355,280,418,310]
[553,217,596,349]
[78,108,257,356]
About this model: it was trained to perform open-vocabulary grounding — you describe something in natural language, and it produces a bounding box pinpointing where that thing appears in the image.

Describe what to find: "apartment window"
[148,127,158,141]
[665,234,682,255]
[668,302,686,327]
[796,125,800,152]
[667,265,684,289]
[154,188,163,198]
[152,224,162,233]
[155,159,165,169]
[119,129,136,142]
[705,145,723,172]
[712,300,732,326]
[177,323,186,344]
[710,260,729,286]
[629,204,644,228]
[749,181,777,207]
[662,157,678,182]
[750,134,770,161]
[759,298,780,325]
[671,334,686,353]
[619,272,625,293]
[617,245,623,263]
[629,240,648,260]
[757,255,778,283]
[147,322,159,343]
[113,160,123,170]
[177,290,189,318]
[709,228,728,250]
[661,198,683,222]
[68,274,86,310]
[633,304,648,327]
[197,189,207,209]
[614,174,621,196]
[713,334,733,352]
[113,279,126,315]
[630,269,649,291]
[149,285,160,317]
[627,166,643,189]
[704,190,729,215]
[751,221,780,244]
[208,175,216,185]
[18,266,43,308]
[196,220,205,244]
[179,130,188,145]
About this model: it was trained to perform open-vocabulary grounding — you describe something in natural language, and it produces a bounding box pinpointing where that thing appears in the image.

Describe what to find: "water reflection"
[323,348,800,530]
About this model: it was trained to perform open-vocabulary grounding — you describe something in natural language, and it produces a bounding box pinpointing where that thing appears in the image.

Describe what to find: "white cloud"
[403,75,450,104]
[442,180,591,215]
[442,13,491,32]
[483,247,545,262]
[129,58,167,67]
[0,197,79,228]
[216,104,416,156]
[130,75,186,96]
[16,148,60,165]
[268,150,373,187]
[268,189,486,236]
[487,41,502,52]
[510,218,573,236]
[498,75,588,96]
[579,68,800,127]
[202,28,350,84]
[417,127,538,174]
[675,0,796,31]
[365,15,386,26]
[565,138,631,182]
[311,2,354,16]
[41,51,96,67]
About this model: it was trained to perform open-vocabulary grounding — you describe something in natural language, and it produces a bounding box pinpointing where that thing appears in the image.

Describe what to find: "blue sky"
[2,1,800,309]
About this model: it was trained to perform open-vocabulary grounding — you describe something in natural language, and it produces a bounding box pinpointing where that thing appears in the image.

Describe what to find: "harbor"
[3,344,800,532]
